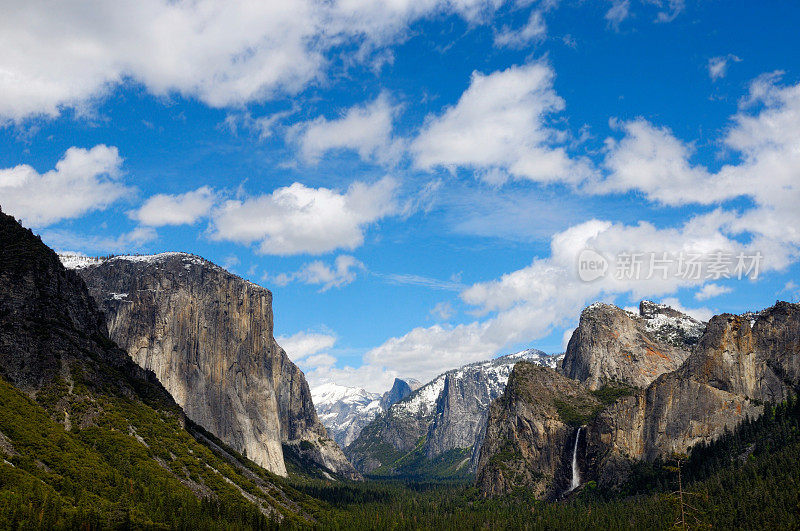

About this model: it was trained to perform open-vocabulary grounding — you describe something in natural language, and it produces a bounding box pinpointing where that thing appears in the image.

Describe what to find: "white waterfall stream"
[568,427,582,492]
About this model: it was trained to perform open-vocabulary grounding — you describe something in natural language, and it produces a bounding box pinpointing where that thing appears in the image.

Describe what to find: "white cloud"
[274,255,365,291]
[494,10,546,48]
[292,93,403,164]
[601,75,800,252]
[600,119,714,205]
[222,110,293,140]
[411,61,594,185]
[305,362,399,394]
[0,145,128,227]
[605,0,630,30]
[210,177,399,255]
[0,0,505,122]
[132,186,217,226]
[708,55,741,81]
[276,331,337,362]
[653,0,685,23]
[695,283,732,301]
[374,272,465,291]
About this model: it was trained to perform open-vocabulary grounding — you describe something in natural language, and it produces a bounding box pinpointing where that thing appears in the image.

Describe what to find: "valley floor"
[285,436,800,530]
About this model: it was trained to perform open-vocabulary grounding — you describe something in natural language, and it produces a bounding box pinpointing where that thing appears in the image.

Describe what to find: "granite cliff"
[560,300,703,390]
[62,252,359,480]
[476,301,800,497]
[475,363,599,498]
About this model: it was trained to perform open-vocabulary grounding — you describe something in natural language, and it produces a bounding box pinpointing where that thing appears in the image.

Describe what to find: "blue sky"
[1,0,799,392]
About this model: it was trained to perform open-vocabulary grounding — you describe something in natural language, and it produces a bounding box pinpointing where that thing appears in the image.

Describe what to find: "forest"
[3,381,798,530]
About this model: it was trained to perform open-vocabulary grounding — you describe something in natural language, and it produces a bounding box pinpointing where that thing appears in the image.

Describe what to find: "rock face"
[589,303,799,487]
[313,378,420,448]
[63,252,359,480]
[477,300,800,497]
[561,301,703,390]
[380,378,421,410]
[346,349,563,477]
[0,215,168,405]
[475,363,600,498]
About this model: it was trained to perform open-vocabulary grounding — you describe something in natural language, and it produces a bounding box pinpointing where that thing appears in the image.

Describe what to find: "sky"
[1,0,799,393]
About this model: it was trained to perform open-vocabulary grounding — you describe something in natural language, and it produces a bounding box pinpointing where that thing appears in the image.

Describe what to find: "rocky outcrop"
[64,252,359,479]
[589,303,799,487]
[380,378,421,410]
[0,213,169,406]
[475,363,600,498]
[346,349,563,477]
[477,301,800,497]
[560,301,702,390]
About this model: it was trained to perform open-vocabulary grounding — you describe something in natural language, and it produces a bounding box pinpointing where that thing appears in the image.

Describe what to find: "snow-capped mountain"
[312,378,422,448]
[312,383,383,448]
[345,349,563,477]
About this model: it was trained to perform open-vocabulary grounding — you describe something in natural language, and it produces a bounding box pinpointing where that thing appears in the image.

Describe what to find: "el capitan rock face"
[560,301,703,390]
[63,252,359,479]
[477,301,800,497]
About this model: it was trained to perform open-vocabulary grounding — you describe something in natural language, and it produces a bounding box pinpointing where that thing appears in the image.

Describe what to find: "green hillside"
[0,376,315,528]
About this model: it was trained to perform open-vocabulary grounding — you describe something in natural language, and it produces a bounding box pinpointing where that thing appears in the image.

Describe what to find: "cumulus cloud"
[0,0,505,122]
[304,362,399,394]
[601,75,800,252]
[276,331,337,362]
[411,61,594,185]
[274,255,365,291]
[494,9,546,48]
[0,145,128,227]
[210,177,399,255]
[132,186,217,226]
[292,93,403,164]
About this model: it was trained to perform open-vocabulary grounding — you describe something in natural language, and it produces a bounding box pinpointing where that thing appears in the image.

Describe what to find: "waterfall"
[568,427,582,492]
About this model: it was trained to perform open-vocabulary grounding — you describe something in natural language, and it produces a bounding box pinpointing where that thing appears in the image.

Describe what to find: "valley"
[0,211,798,529]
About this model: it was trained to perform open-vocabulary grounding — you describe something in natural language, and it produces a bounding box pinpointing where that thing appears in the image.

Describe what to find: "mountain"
[0,210,312,526]
[60,251,359,480]
[312,377,421,448]
[380,377,422,410]
[476,300,800,498]
[312,383,382,448]
[476,362,600,498]
[560,300,704,390]
[345,349,563,478]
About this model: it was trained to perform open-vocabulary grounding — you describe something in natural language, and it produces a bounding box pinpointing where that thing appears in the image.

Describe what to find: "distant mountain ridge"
[345,349,563,478]
[313,377,421,448]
